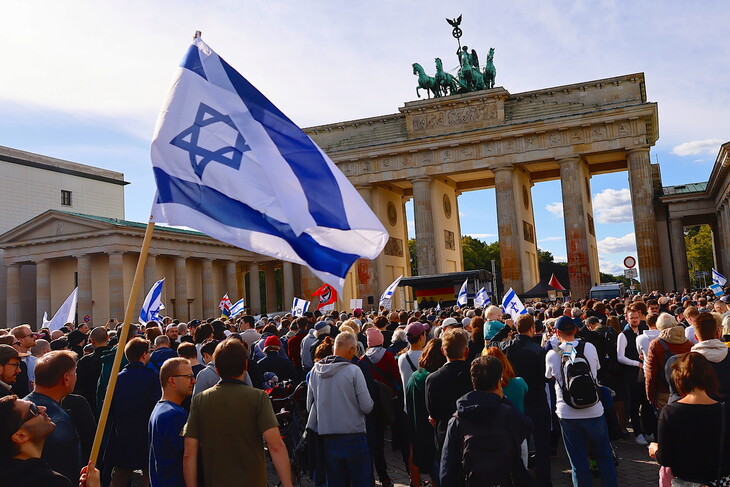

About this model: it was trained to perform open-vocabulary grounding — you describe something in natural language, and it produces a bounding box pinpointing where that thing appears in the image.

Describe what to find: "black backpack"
[460,404,523,487]
[560,341,600,409]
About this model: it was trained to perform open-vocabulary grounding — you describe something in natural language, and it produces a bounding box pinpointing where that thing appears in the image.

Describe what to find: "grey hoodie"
[306,355,374,435]
[692,339,729,363]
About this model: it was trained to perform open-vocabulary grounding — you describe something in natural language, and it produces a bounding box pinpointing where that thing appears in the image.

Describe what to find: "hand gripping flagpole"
[88,219,156,465]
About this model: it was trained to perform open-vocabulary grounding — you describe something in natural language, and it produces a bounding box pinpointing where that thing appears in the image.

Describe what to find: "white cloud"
[671,139,724,156]
[593,188,633,224]
[554,255,567,263]
[597,232,636,254]
[545,202,564,218]
[466,233,497,240]
[539,236,564,242]
[599,259,625,275]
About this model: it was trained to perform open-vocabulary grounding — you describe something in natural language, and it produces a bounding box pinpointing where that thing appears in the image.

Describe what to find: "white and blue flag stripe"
[501,287,527,321]
[475,287,490,307]
[151,37,387,291]
[291,297,310,316]
[713,268,727,287]
[379,275,403,308]
[139,278,165,324]
[457,278,468,306]
[229,298,245,317]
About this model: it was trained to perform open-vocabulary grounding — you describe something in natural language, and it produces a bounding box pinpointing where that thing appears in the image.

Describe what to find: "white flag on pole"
[47,287,78,332]
[379,275,403,308]
[501,287,527,321]
[457,278,469,306]
[475,287,490,307]
[291,298,310,316]
[149,36,387,293]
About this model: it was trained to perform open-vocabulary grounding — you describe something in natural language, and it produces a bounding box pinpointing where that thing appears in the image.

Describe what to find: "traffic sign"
[624,268,638,279]
[624,256,636,269]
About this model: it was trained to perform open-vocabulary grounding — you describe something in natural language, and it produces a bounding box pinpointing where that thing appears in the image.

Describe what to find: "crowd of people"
[2,290,730,487]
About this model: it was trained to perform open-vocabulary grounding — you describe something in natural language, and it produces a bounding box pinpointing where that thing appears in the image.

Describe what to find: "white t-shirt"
[545,340,604,420]
[636,329,660,360]
[686,326,699,344]
[398,349,422,412]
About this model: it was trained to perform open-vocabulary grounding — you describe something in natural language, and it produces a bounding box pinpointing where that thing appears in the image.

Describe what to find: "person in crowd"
[74,327,109,415]
[177,322,192,344]
[287,317,309,381]
[683,306,701,344]
[483,346,528,414]
[440,355,533,487]
[483,305,505,340]
[25,350,82,484]
[305,321,332,369]
[300,321,321,374]
[546,316,617,487]
[691,312,730,402]
[649,352,730,485]
[617,308,651,445]
[375,315,394,349]
[239,315,261,347]
[488,313,552,485]
[426,328,473,468]
[307,332,373,487]
[636,313,660,366]
[176,342,205,377]
[149,358,195,487]
[149,335,178,373]
[106,337,161,487]
[28,338,50,386]
[0,344,26,398]
[398,322,427,400]
[183,338,292,487]
[10,324,36,397]
[0,395,100,487]
[257,335,296,383]
[645,313,692,410]
[164,324,180,352]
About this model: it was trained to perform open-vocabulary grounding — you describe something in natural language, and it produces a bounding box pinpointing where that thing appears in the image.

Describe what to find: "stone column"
[35,259,50,327]
[264,262,277,312]
[722,202,730,275]
[174,256,188,321]
[493,167,523,293]
[715,209,726,273]
[225,261,238,300]
[201,259,215,318]
[669,217,690,292]
[411,177,437,276]
[77,255,92,324]
[627,148,663,292]
[559,157,599,299]
[6,263,21,327]
[248,262,261,315]
[355,185,380,299]
[282,261,295,311]
[108,252,125,320]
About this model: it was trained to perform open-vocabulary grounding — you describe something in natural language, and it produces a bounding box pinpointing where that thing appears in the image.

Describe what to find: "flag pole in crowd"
[88,219,156,464]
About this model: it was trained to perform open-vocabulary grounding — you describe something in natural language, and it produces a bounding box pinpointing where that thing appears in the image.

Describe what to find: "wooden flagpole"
[88,219,156,464]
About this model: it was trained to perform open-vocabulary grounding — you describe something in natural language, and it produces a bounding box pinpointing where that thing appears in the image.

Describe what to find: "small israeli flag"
[291,297,310,316]
[229,298,245,317]
[150,36,388,292]
[475,287,490,307]
[379,275,403,308]
[435,302,441,312]
[713,268,727,287]
[457,278,468,306]
[139,278,165,324]
[710,283,724,297]
[501,287,527,321]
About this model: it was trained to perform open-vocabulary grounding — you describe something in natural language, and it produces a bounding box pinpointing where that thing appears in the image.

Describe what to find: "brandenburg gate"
[305,72,662,300]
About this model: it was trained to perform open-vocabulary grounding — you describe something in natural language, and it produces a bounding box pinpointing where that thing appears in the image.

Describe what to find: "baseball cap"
[441,317,460,328]
[314,321,329,331]
[0,344,26,363]
[405,322,427,338]
[555,316,576,332]
[264,335,281,349]
[353,308,364,316]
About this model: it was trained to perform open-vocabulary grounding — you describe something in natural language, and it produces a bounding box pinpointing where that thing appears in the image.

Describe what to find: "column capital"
[31,257,49,264]
[106,250,125,256]
[669,215,684,223]
[556,156,583,165]
[491,165,514,174]
[626,146,651,157]
[409,176,432,184]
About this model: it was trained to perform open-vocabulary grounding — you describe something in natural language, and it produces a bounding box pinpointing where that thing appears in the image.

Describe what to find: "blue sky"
[1,1,729,277]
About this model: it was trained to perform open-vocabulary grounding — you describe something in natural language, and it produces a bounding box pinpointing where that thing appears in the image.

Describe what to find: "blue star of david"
[171,103,250,178]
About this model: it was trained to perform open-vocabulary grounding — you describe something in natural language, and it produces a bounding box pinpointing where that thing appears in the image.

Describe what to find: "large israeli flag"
[379,275,403,308]
[475,287,490,307]
[501,287,527,321]
[139,278,165,324]
[150,37,387,292]
[457,278,468,306]
[229,298,245,317]
[713,268,727,287]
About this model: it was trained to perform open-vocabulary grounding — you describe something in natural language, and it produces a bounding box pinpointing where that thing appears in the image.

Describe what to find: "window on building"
[61,190,72,206]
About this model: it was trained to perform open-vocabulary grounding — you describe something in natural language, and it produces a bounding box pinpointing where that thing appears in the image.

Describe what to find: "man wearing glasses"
[0,344,27,398]
[0,395,100,487]
[149,357,195,487]
[9,324,36,397]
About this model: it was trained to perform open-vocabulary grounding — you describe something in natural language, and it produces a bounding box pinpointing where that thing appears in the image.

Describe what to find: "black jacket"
[489,331,548,409]
[425,360,473,452]
[74,344,110,415]
[0,457,72,487]
[257,351,296,382]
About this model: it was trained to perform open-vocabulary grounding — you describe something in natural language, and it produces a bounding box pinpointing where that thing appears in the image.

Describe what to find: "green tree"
[462,235,500,271]
[537,248,555,263]
[686,224,714,286]
[409,238,417,276]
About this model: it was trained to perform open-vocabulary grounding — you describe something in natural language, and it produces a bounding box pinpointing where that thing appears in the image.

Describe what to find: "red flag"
[312,284,338,310]
[548,273,567,291]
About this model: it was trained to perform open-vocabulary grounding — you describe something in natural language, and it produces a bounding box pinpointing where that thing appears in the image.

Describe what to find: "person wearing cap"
[25,350,83,484]
[0,395,101,487]
[399,323,428,396]
[545,316,617,486]
[309,321,334,362]
[165,324,180,352]
[257,335,295,383]
[645,313,691,410]
[0,344,26,398]
[9,325,36,398]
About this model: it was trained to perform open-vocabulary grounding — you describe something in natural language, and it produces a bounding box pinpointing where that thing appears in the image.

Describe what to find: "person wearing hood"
[307,331,374,487]
[257,336,295,383]
[300,322,321,374]
[690,312,730,402]
[440,355,533,487]
[645,313,692,410]
[362,328,400,398]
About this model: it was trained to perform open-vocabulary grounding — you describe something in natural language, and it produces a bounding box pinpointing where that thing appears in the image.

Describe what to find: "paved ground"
[268,432,660,486]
